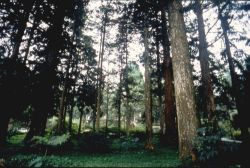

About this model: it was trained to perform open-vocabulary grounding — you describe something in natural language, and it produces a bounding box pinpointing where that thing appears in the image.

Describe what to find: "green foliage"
[29,133,70,149]
[5,147,181,167]
[28,156,43,168]
[112,137,142,151]
[195,126,221,162]
[78,132,111,153]
[7,155,36,167]
[194,125,241,166]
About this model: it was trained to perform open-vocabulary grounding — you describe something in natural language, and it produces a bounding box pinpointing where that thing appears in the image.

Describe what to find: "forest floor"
[1,133,182,167]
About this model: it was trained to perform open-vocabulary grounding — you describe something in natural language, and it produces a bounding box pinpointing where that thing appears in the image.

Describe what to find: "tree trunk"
[11,0,35,60]
[218,4,249,167]
[155,24,164,136]
[124,33,131,135]
[168,0,199,159]
[0,115,10,147]
[195,0,215,121]
[58,83,67,133]
[143,27,153,150]
[96,13,107,132]
[160,3,177,144]
[68,87,76,133]
[23,11,39,64]
[78,111,83,135]
[26,0,69,141]
[105,85,109,133]
[117,78,122,133]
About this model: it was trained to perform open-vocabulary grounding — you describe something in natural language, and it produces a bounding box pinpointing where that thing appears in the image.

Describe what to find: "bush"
[27,133,71,153]
[6,154,37,167]
[195,126,221,163]
[77,132,111,153]
[194,125,240,166]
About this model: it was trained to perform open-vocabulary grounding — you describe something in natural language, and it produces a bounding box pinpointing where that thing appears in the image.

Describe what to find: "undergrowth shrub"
[194,125,240,166]
[78,132,111,153]
[27,133,71,153]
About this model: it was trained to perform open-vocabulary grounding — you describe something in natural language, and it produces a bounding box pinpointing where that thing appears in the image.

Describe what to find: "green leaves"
[30,133,70,147]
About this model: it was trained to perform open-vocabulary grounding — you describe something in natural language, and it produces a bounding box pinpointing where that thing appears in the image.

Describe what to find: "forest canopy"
[0,0,249,167]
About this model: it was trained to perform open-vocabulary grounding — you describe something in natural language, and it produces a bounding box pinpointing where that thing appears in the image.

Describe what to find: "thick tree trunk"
[195,0,215,121]
[0,115,10,147]
[26,1,69,141]
[168,0,199,159]
[143,27,153,150]
[160,4,177,144]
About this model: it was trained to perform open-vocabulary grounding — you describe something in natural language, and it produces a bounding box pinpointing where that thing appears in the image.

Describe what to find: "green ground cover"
[2,133,181,167]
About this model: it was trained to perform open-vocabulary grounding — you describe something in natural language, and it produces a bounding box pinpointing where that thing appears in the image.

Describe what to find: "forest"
[0,0,249,167]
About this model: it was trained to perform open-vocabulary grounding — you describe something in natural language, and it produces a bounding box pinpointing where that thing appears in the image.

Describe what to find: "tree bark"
[0,115,10,147]
[11,0,35,60]
[117,76,122,133]
[155,22,164,136]
[26,0,69,141]
[58,69,69,134]
[23,10,39,64]
[160,3,177,144]
[96,12,107,132]
[68,85,76,133]
[218,4,249,167]
[168,0,199,159]
[105,84,109,133]
[195,0,215,121]
[143,27,153,150]
[78,111,83,135]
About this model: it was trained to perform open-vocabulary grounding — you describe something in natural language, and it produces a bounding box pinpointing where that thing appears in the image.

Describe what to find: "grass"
[7,148,181,167]
[3,133,181,167]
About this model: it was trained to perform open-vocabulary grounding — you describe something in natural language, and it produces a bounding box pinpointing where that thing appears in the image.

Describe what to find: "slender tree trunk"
[117,77,122,133]
[68,85,76,133]
[58,66,70,134]
[105,84,109,133]
[160,3,177,144]
[11,0,35,59]
[168,0,199,159]
[96,13,107,132]
[78,111,83,135]
[23,12,38,64]
[143,27,153,150]
[195,0,215,122]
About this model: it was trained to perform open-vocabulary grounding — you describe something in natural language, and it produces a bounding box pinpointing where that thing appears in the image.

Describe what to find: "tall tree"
[194,0,215,121]
[216,1,249,166]
[168,0,199,159]
[160,1,177,144]
[11,0,36,60]
[143,27,153,150]
[25,0,74,140]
